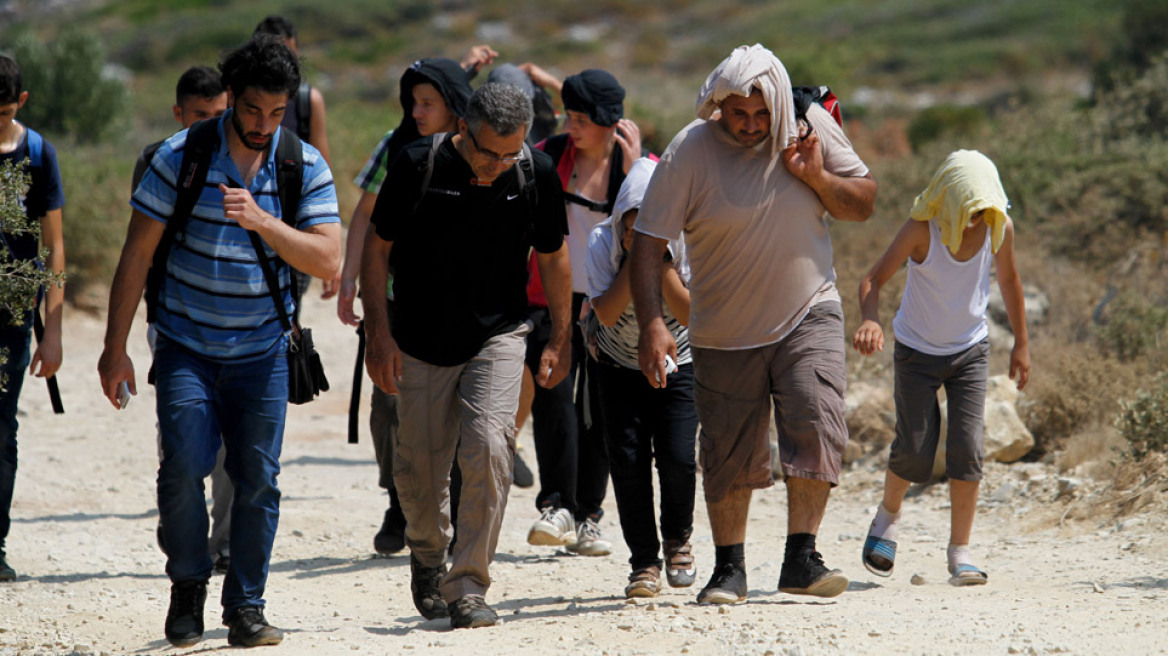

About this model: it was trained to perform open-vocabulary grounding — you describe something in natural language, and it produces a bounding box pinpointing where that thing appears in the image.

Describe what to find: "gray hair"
[464,82,533,137]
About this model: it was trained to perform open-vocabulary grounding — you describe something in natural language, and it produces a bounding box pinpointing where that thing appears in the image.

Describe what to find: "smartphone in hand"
[117,381,131,409]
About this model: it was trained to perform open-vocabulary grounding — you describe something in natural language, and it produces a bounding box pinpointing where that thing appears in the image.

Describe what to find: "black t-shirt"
[370,134,567,366]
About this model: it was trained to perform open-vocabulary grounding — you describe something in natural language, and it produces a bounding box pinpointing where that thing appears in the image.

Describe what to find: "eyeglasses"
[467,129,524,163]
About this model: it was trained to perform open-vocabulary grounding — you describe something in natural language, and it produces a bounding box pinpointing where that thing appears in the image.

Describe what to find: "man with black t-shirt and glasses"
[361,83,570,629]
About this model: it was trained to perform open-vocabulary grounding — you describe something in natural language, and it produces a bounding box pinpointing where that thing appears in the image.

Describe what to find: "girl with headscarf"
[853,149,1030,588]
[585,158,698,599]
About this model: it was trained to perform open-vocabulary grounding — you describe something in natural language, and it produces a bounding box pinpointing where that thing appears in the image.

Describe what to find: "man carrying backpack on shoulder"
[98,35,341,648]
[630,44,876,606]
[361,83,570,629]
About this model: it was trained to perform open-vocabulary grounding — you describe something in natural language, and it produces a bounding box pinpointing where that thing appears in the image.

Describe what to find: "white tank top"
[893,219,992,355]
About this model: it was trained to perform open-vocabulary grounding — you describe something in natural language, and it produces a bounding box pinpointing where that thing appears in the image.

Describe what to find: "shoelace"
[457,594,490,612]
[172,583,204,616]
[665,541,694,568]
[579,519,600,541]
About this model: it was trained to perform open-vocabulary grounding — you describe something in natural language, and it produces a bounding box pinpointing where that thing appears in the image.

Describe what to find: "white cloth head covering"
[696,44,797,156]
[596,158,688,282]
[910,149,1010,255]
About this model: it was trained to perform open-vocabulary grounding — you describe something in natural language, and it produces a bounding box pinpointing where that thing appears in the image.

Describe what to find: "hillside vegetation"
[4,0,1168,474]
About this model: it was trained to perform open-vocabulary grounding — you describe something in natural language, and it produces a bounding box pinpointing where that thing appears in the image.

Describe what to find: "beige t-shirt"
[635,104,869,350]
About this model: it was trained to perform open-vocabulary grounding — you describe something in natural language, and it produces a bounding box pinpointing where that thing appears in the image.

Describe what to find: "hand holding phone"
[655,355,678,384]
[117,381,131,409]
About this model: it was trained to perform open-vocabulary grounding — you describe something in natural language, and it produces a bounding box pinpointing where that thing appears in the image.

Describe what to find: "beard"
[230,110,272,151]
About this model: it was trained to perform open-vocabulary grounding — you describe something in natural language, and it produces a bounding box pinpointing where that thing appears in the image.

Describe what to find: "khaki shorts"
[692,303,849,502]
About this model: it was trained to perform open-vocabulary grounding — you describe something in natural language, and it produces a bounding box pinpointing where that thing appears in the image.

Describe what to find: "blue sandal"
[948,564,988,586]
[862,535,897,577]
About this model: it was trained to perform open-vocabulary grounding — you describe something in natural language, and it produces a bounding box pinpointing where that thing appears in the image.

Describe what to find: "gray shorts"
[889,340,989,483]
[692,303,849,502]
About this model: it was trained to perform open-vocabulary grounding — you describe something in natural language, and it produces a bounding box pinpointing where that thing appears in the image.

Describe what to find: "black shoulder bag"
[248,229,329,404]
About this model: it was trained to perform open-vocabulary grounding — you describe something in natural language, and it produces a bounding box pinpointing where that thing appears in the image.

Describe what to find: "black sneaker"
[374,506,407,555]
[410,553,449,619]
[213,552,231,575]
[0,551,16,582]
[778,551,849,598]
[225,606,284,647]
[449,594,498,629]
[696,562,747,605]
[512,450,534,488]
[164,580,208,647]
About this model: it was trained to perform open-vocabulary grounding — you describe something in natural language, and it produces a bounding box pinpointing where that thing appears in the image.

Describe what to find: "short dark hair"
[0,54,22,105]
[175,66,224,106]
[254,15,297,41]
[219,35,300,100]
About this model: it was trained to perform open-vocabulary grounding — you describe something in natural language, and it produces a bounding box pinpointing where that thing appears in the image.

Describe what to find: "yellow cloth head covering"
[910,149,1009,255]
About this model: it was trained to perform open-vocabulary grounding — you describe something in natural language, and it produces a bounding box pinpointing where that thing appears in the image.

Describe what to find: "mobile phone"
[117,381,131,409]
[655,355,678,384]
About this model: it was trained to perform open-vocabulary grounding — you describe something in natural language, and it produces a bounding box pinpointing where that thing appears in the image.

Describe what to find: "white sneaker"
[527,507,576,546]
[567,516,612,556]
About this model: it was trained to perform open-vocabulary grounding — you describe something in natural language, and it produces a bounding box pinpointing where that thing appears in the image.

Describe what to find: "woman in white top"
[852,150,1031,587]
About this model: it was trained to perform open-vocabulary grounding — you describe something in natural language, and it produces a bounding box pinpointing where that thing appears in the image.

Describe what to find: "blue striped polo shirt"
[131,111,340,362]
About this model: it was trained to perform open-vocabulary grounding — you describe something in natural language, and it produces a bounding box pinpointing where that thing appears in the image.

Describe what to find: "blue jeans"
[0,319,33,553]
[153,335,287,620]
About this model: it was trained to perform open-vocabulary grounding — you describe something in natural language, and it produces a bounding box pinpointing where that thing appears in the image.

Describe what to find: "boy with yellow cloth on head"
[852,150,1030,586]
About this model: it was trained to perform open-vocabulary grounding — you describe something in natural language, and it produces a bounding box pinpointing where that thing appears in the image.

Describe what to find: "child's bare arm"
[854,219,928,355]
[994,218,1030,389]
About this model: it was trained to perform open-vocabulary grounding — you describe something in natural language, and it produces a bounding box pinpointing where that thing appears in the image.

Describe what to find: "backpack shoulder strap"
[515,143,539,226]
[275,127,304,228]
[297,82,312,142]
[145,118,219,323]
[542,134,569,166]
[25,128,43,168]
[413,132,447,215]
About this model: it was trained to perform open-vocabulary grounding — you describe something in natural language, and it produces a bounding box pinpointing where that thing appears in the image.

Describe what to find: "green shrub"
[1117,372,1168,460]
[0,159,64,379]
[1094,293,1168,364]
[906,104,985,151]
[11,28,127,143]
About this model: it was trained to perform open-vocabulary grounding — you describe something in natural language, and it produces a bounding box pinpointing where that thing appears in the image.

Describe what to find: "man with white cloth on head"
[630,44,877,604]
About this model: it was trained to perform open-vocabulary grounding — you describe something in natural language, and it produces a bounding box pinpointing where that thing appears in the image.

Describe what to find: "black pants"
[524,295,609,520]
[596,359,697,569]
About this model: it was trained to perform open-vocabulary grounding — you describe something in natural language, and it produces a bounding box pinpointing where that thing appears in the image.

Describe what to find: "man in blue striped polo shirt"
[98,36,341,649]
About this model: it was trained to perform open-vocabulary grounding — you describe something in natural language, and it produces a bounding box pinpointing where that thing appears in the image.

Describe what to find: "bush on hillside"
[0,159,65,379]
[1117,373,1168,461]
[12,28,127,143]
[906,104,985,151]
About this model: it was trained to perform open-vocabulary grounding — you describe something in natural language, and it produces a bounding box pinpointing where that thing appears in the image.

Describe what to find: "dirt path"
[1,290,1165,655]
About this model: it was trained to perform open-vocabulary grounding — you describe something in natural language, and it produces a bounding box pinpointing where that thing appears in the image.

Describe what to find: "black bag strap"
[246,225,295,335]
[274,128,305,299]
[297,82,312,143]
[146,117,218,323]
[32,303,64,414]
[348,320,365,444]
[413,132,448,214]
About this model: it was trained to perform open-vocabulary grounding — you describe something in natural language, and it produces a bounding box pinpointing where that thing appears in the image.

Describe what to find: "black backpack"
[792,85,843,126]
[144,117,304,323]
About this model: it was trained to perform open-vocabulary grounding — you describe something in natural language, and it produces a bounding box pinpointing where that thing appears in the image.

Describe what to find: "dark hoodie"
[380,57,474,168]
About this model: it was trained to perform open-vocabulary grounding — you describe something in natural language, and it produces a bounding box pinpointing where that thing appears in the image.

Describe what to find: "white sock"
[869,503,900,542]
[947,543,973,574]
